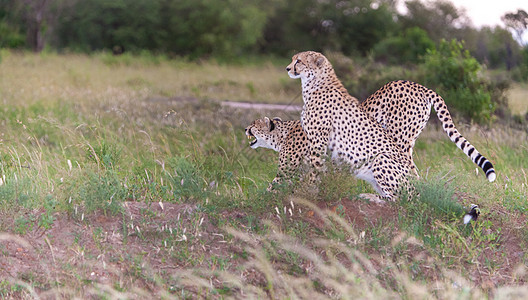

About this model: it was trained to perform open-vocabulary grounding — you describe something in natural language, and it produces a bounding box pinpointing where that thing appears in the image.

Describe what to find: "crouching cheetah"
[245,117,308,190]
[281,51,496,201]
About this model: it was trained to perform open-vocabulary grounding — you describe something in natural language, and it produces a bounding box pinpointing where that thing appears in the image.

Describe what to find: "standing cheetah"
[286,51,413,201]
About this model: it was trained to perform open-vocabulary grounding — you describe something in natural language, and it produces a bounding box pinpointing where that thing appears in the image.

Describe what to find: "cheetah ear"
[264,117,275,131]
[315,56,325,67]
[269,119,276,131]
[272,117,282,123]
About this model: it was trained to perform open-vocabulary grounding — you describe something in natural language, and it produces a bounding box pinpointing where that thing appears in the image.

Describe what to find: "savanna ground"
[0,51,527,299]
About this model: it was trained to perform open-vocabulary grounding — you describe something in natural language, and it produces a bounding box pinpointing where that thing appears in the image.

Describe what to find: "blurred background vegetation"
[0,0,527,123]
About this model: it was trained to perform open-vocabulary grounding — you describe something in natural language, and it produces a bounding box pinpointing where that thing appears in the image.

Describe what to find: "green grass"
[0,51,527,298]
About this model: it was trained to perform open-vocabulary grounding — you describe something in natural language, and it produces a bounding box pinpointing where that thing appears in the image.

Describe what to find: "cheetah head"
[245,117,281,151]
[286,51,329,80]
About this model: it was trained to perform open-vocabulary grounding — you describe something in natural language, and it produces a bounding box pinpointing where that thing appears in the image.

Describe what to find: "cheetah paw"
[358,193,386,205]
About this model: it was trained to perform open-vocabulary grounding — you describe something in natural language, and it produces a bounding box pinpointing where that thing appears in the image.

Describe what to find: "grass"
[0,50,298,106]
[0,50,527,298]
[508,82,528,116]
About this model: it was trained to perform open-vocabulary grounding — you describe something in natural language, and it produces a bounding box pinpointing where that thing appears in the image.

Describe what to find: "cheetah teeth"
[246,135,257,146]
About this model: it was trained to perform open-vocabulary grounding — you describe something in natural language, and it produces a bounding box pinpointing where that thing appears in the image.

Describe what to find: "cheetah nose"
[286,67,291,72]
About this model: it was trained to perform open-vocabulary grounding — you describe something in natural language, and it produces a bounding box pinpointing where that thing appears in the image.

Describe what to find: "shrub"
[420,40,495,123]
[373,27,435,65]
[168,156,208,202]
[72,170,127,216]
[0,21,25,49]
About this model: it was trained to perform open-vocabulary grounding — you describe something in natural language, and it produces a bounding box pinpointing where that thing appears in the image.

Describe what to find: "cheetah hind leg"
[356,153,407,203]
[354,165,388,204]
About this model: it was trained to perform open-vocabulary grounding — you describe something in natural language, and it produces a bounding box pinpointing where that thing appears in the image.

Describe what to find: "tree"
[502,9,528,46]
[260,0,397,56]
[465,26,521,70]
[0,0,68,52]
[325,0,397,55]
[57,0,163,52]
[260,0,324,55]
[399,0,470,43]
[162,0,267,57]
[56,0,267,57]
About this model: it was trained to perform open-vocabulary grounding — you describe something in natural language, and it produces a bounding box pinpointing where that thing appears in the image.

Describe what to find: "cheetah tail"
[430,92,496,182]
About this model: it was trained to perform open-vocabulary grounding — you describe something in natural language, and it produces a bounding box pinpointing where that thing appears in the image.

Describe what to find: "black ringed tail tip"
[478,157,496,182]
[463,204,480,224]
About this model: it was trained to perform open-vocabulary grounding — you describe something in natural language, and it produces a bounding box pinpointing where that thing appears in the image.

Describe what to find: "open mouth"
[246,131,257,146]
[288,71,301,79]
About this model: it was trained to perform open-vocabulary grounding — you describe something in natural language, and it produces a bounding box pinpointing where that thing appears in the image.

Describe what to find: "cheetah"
[245,117,308,190]
[283,51,496,200]
[286,51,413,201]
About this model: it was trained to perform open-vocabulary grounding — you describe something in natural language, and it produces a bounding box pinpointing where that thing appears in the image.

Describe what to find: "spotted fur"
[245,117,308,190]
[363,80,496,182]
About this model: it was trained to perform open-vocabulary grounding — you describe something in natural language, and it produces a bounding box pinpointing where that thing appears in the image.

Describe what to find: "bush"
[520,47,528,81]
[327,53,413,100]
[71,170,127,216]
[373,27,435,65]
[0,21,25,49]
[420,40,495,123]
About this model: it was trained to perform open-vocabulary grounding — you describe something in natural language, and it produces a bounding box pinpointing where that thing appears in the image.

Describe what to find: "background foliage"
[0,0,527,122]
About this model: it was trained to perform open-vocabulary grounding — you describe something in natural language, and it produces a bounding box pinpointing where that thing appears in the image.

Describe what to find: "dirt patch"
[0,202,237,294]
[298,197,399,232]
